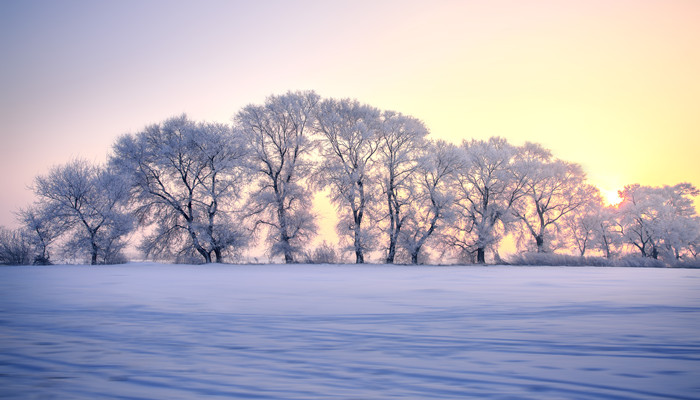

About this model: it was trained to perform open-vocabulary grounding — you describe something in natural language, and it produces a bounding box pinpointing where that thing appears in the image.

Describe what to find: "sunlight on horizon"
[0,0,698,229]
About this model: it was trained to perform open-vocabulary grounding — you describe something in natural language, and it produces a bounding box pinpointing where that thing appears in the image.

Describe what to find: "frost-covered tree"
[617,184,665,259]
[314,98,382,263]
[447,137,525,263]
[376,110,430,263]
[399,140,460,264]
[16,203,66,264]
[559,188,618,257]
[587,205,622,259]
[111,115,248,263]
[618,183,700,260]
[511,143,589,253]
[235,91,320,263]
[33,159,133,264]
[0,227,32,265]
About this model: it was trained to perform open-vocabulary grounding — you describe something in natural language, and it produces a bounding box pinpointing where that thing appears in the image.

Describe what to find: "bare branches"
[110,115,248,263]
[235,91,320,263]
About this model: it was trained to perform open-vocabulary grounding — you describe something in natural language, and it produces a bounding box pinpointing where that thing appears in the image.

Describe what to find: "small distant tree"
[618,183,700,260]
[560,188,613,257]
[0,227,33,265]
[314,98,382,264]
[111,115,248,263]
[33,159,133,265]
[511,143,589,253]
[16,203,65,264]
[235,91,320,263]
[589,206,622,259]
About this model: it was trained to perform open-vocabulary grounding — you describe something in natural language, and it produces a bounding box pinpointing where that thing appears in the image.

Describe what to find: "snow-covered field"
[1,264,699,399]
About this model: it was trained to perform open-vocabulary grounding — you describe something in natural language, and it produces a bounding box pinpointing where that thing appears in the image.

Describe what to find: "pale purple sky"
[2,0,699,228]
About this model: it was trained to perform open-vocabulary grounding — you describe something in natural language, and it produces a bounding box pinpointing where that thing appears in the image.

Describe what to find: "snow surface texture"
[1,264,699,399]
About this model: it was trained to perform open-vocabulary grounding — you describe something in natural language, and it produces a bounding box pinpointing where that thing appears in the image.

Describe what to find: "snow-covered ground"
[1,264,699,399]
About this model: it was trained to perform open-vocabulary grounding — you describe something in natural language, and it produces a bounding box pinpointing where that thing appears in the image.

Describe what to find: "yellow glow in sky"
[0,0,698,230]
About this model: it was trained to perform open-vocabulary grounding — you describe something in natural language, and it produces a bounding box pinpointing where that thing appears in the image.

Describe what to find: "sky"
[1,0,699,232]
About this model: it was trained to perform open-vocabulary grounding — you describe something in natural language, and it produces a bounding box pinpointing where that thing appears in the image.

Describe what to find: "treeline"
[1,91,699,266]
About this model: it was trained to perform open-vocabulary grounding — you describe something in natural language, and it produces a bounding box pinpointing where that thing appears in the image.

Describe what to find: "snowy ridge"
[1,264,699,399]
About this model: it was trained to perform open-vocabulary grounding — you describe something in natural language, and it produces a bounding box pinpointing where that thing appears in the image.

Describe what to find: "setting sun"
[602,189,623,207]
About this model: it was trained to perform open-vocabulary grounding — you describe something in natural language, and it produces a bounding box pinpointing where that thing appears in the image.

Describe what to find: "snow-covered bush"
[611,255,667,268]
[508,252,613,267]
[508,252,680,268]
[302,241,339,264]
[671,259,700,269]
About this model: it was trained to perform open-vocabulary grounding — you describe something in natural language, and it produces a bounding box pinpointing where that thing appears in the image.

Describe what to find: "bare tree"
[111,115,248,263]
[0,227,32,265]
[376,110,429,263]
[560,188,608,256]
[235,91,320,263]
[447,137,525,263]
[33,159,133,264]
[314,98,382,264]
[399,140,461,264]
[511,143,589,253]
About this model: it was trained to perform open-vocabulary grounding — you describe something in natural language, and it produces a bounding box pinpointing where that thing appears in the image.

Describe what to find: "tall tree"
[399,140,460,264]
[235,91,320,263]
[111,115,248,263]
[376,110,429,263]
[511,143,589,253]
[315,98,382,263]
[33,159,133,264]
[447,137,525,263]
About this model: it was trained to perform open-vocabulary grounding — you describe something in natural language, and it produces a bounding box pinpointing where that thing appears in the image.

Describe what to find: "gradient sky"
[1,0,699,230]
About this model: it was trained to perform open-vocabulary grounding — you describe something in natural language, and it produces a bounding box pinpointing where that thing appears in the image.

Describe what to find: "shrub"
[303,242,339,264]
[507,252,677,268]
[508,252,612,267]
[0,227,33,265]
[612,255,666,268]
[670,258,700,269]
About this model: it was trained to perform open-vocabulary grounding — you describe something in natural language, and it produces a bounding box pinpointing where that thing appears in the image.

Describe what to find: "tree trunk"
[90,236,98,265]
[411,250,419,264]
[197,248,212,263]
[277,199,294,264]
[535,235,544,253]
[214,248,223,263]
[476,247,486,264]
[355,222,364,263]
[603,237,611,258]
[386,243,396,264]
[356,248,364,264]
[386,190,396,264]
